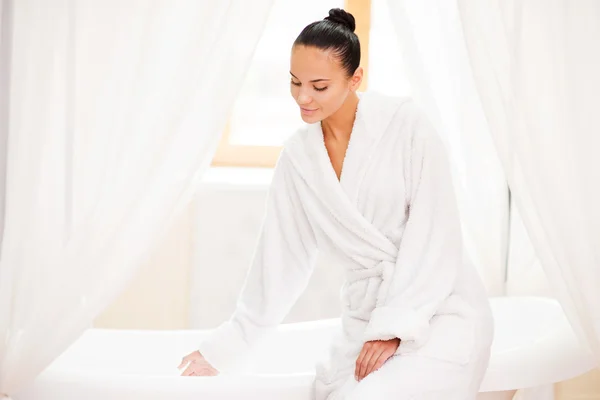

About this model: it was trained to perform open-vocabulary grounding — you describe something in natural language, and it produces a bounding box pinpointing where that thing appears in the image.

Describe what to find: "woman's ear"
[349,66,364,91]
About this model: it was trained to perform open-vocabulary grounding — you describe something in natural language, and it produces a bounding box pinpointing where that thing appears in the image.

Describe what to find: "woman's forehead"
[290,45,343,77]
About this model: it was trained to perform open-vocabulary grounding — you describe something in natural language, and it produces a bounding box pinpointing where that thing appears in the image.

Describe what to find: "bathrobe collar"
[284,91,409,258]
[285,91,408,205]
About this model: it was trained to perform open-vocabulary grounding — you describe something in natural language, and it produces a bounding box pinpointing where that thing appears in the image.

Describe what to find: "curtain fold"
[388,2,599,397]
[457,0,600,363]
[0,0,10,256]
[386,0,509,296]
[0,0,275,397]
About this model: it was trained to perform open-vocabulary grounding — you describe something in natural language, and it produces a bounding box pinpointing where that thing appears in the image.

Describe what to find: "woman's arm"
[363,110,463,348]
[197,151,318,373]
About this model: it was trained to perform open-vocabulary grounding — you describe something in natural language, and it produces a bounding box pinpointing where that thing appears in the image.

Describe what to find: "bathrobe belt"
[342,259,396,321]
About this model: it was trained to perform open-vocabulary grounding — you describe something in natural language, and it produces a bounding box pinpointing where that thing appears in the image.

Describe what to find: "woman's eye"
[290,80,327,91]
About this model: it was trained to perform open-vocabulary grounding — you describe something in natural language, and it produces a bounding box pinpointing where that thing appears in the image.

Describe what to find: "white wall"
[94,202,194,330]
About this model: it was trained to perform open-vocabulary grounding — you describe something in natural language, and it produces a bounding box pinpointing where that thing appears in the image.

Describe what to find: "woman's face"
[290,45,362,123]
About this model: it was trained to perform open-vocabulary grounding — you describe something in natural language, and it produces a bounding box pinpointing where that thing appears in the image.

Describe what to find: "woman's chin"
[300,113,321,124]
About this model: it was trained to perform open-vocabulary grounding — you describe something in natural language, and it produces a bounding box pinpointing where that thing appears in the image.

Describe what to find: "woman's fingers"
[362,346,385,379]
[355,339,401,381]
[357,342,377,381]
[366,348,394,378]
[178,355,192,369]
[180,362,196,376]
[178,351,203,369]
[358,344,371,381]
[181,362,214,377]
[355,343,368,381]
[179,354,219,377]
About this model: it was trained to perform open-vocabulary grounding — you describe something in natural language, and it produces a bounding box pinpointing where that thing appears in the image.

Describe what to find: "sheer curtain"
[387,3,599,398]
[0,0,274,398]
[0,0,9,257]
[457,0,600,362]
[387,0,599,366]
[385,0,508,296]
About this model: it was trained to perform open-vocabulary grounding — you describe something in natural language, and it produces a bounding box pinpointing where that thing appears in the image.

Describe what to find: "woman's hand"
[178,351,219,377]
[355,338,400,381]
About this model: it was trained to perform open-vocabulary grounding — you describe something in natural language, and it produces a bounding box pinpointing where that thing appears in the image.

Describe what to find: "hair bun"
[325,8,356,33]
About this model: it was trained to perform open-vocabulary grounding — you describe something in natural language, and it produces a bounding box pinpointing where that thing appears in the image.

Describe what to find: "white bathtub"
[14,318,339,400]
[14,297,595,400]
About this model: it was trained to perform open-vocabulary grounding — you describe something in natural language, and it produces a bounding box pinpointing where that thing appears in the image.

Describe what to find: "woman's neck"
[321,92,360,142]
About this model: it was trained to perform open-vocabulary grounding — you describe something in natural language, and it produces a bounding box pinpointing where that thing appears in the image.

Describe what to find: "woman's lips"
[301,107,318,115]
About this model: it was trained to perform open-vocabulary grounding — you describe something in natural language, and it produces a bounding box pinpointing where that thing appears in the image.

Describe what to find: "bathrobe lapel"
[284,92,408,265]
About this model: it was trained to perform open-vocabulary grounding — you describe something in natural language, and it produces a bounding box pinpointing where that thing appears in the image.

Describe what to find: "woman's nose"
[297,89,312,105]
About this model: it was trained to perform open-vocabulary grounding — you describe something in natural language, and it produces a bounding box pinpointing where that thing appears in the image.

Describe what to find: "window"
[211,0,406,168]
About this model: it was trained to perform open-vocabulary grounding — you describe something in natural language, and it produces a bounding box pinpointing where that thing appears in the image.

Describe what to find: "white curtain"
[457,0,600,362]
[385,0,508,296]
[387,0,599,366]
[0,0,274,397]
[0,0,9,254]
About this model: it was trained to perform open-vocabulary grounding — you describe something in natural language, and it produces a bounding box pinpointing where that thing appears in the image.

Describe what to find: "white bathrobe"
[198,92,494,400]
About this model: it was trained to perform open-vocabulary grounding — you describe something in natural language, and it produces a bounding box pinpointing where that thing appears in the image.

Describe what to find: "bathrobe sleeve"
[363,111,463,347]
[197,150,318,373]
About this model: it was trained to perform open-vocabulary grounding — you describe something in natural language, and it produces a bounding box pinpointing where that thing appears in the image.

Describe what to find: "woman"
[179,8,494,400]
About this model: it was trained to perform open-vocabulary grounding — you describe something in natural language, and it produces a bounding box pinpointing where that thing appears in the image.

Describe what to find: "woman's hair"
[293,8,360,77]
